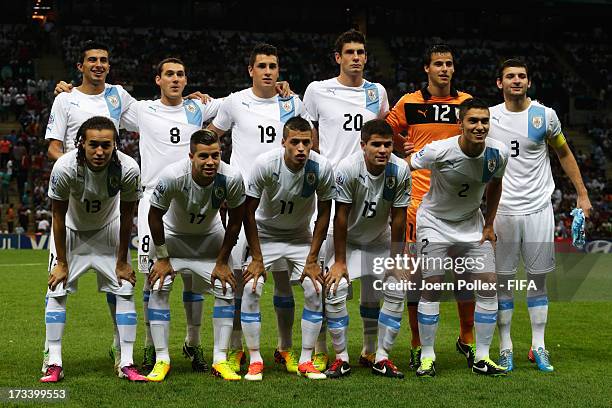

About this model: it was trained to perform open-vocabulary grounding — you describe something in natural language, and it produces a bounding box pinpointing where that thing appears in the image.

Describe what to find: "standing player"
[240,117,334,380]
[386,44,474,369]
[41,116,145,382]
[489,59,592,372]
[208,43,311,374]
[323,119,411,378]
[410,98,509,377]
[303,29,390,370]
[146,129,245,381]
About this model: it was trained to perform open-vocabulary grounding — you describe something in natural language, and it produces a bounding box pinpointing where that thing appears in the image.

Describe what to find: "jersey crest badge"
[335,174,345,186]
[214,186,225,199]
[106,95,120,109]
[186,103,196,113]
[50,174,59,192]
[532,115,543,129]
[306,172,316,185]
[487,159,497,173]
[385,176,396,190]
[367,89,377,102]
[281,100,292,112]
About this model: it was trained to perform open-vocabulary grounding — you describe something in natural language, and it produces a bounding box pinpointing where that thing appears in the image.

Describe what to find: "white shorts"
[151,230,234,300]
[494,204,555,275]
[232,229,289,272]
[244,237,312,282]
[324,238,388,282]
[416,208,495,278]
[47,217,133,297]
[137,189,153,273]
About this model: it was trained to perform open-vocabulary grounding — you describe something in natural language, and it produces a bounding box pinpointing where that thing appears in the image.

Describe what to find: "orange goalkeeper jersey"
[386,87,472,200]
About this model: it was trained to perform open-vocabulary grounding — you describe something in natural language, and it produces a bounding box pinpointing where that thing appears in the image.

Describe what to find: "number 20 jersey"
[121,98,222,190]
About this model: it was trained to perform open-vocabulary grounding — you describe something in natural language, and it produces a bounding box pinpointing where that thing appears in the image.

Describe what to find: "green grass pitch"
[0,250,610,407]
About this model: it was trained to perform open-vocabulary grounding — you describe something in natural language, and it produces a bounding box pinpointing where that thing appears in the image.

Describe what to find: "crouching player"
[324,119,411,379]
[241,116,335,380]
[42,116,145,382]
[410,98,509,377]
[145,129,245,381]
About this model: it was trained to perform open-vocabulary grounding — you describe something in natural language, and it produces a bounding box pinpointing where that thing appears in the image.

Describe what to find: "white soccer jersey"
[45,84,135,152]
[412,136,509,222]
[48,150,141,231]
[121,98,221,190]
[303,78,389,167]
[335,152,410,245]
[211,88,310,182]
[247,148,335,240]
[488,100,561,215]
[150,158,245,236]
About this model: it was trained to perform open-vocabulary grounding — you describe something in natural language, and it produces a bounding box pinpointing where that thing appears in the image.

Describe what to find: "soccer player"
[208,43,311,374]
[146,129,245,381]
[41,116,145,382]
[303,28,390,370]
[410,98,509,377]
[323,119,411,378]
[240,116,335,380]
[489,59,592,372]
[386,44,474,369]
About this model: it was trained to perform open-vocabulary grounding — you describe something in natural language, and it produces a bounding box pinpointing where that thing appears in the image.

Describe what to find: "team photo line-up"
[39,28,592,383]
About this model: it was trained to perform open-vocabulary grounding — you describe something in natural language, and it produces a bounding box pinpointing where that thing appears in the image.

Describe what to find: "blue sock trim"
[527,296,548,308]
[240,312,261,323]
[148,308,171,322]
[273,295,295,309]
[498,299,514,310]
[474,311,497,324]
[116,312,138,325]
[45,311,66,324]
[213,305,235,319]
[379,312,402,330]
[417,311,439,325]
[302,308,324,324]
[183,291,204,302]
[327,315,349,329]
[360,305,380,319]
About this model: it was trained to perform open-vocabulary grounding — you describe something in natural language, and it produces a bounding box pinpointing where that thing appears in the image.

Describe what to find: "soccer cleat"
[211,360,241,381]
[40,365,64,383]
[372,359,405,379]
[142,345,156,372]
[41,350,49,374]
[274,349,298,373]
[311,352,328,372]
[408,346,421,369]
[416,357,436,378]
[244,361,264,381]
[146,361,171,382]
[297,361,327,380]
[119,365,148,382]
[529,347,554,372]
[183,343,209,372]
[499,349,514,372]
[324,359,351,379]
[109,344,121,373]
[227,349,246,373]
[456,338,476,368]
[358,352,375,368]
[472,357,508,376]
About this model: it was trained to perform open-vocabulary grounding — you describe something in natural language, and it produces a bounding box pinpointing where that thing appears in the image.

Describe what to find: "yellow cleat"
[312,352,328,372]
[227,349,245,373]
[274,349,298,373]
[146,361,170,382]
[212,360,241,381]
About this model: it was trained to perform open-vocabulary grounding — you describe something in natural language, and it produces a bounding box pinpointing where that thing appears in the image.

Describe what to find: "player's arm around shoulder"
[116,156,141,287]
[47,198,69,291]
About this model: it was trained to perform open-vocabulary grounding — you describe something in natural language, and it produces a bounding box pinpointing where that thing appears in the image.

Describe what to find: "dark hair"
[249,43,278,67]
[190,129,219,153]
[75,116,119,166]
[283,116,312,139]
[156,57,186,76]
[423,43,453,66]
[361,119,393,143]
[497,58,529,80]
[334,29,366,54]
[458,98,490,120]
[79,40,110,64]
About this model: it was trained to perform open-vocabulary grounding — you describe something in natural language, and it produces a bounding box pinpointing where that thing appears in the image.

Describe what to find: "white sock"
[527,273,548,350]
[148,290,171,363]
[326,300,349,362]
[182,274,204,346]
[497,274,514,352]
[272,271,294,351]
[106,293,120,349]
[143,277,153,347]
[475,294,498,361]
[299,279,323,364]
[417,299,440,361]
[376,297,403,363]
[116,294,137,368]
[360,303,380,355]
[45,296,66,367]
[213,297,234,364]
[241,277,263,364]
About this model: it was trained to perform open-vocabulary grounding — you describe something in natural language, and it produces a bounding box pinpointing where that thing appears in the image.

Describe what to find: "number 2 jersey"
[411,136,509,222]
[488,100,562,215]
[47,149,141,231]
[121,98,222,190]
[304,78,389,168]
[334,152,411,245]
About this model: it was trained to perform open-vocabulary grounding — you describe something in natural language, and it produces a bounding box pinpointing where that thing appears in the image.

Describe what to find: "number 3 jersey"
[411,136,509,222]
[303,78,389,168]
[334,152,411,245]
[47,149,142,231]
[121,98,222,190]
[246,148,336,240]
[150,158,245,236]
[488,101,562,215]
[212,88,310,182]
